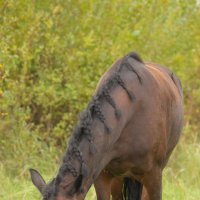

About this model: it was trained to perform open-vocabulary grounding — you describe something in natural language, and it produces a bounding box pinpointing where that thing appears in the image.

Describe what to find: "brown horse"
[30,52,183,200]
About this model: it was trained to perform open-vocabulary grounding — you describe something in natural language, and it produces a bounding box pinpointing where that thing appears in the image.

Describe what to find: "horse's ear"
[29,168,46,194]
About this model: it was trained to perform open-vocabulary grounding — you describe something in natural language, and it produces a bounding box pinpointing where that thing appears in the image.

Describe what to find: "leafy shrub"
[0,0,200,175]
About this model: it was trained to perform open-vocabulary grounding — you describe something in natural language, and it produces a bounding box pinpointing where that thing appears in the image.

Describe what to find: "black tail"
[123,178,142,200]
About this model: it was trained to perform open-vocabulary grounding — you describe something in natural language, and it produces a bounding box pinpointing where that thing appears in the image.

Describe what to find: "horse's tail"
[123,177,142,200]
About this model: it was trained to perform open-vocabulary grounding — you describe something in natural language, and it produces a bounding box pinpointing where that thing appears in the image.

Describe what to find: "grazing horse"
[30,52,183,200]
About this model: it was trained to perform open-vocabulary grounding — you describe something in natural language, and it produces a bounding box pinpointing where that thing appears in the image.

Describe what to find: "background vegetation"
[0,0,200,199]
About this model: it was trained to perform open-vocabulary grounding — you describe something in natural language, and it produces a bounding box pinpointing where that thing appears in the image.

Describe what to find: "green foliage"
[0,0,200,199]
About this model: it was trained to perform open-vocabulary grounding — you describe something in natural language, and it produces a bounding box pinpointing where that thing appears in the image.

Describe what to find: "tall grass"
[1,129,200,200]
[0,128,200,200]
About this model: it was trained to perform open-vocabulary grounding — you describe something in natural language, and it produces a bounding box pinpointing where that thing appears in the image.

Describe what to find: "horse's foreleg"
[142,167,162,200]
[111,177,123,200]
[94,171,113,200]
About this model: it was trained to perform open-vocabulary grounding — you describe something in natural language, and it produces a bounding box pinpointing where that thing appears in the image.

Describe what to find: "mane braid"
[119,52,143,84]
[101,88,121,119]
[98,75,122,119]
[90,97,111,133]
[125,51,144,63]
[114,73,135,100]
[123,61,143,84]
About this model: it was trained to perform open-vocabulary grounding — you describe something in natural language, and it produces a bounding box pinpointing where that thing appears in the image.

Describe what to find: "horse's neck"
[77,119,122,184]
[76,130,113,194]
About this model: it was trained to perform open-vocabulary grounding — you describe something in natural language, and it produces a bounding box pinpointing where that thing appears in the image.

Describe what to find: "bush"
[0,0,200,175]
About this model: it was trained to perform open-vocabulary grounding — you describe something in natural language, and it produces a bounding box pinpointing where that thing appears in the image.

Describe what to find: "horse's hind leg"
[94,171,113,200]
[111,177,123,200]
[142,167,162,200]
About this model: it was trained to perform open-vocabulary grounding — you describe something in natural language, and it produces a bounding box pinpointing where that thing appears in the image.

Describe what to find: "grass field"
[1,135,200,200]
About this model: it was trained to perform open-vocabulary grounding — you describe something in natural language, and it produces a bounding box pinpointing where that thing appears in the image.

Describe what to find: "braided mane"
[47,51,143,197]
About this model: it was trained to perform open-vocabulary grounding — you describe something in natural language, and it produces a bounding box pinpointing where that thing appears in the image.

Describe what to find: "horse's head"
[29,168,85,200]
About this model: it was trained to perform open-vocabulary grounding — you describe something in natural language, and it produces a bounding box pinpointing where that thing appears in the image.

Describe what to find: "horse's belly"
[105,152,153,178]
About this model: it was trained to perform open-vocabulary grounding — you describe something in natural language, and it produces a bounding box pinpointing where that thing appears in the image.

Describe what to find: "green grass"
[1,142,200,200]
[163,142,200,200]
[0,165,95,200]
